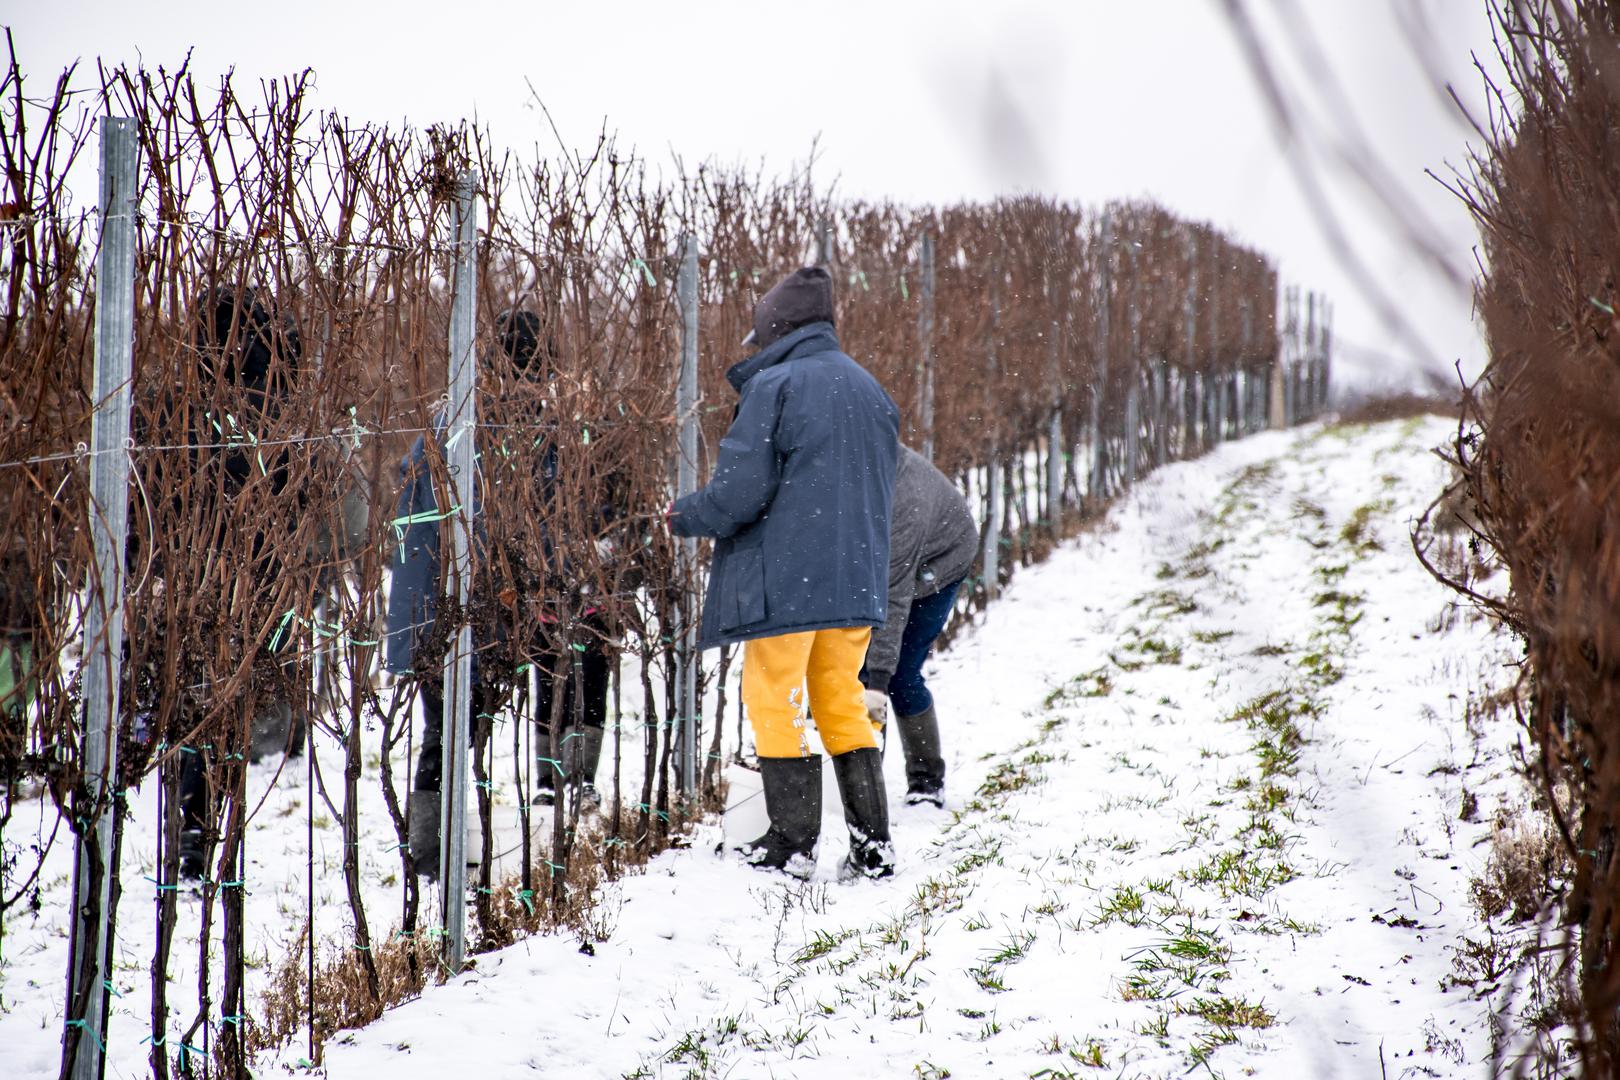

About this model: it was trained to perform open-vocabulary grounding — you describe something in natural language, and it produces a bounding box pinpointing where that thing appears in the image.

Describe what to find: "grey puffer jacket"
[672,322,899,649]
[863,446,978,691]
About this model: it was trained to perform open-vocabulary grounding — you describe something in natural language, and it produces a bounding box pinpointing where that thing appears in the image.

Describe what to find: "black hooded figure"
[174,286,305,879]
[492,310,613,815]
[383,308,615,880]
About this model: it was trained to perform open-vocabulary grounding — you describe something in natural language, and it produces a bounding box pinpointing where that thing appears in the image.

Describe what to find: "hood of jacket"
[724,321,839,394]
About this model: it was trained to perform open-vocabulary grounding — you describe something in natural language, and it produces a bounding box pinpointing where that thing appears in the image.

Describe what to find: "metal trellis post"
[1302,289,1315,420]
[983,464,1002,602]
[1045,405,1063,537]
[1181,230,1199,456]
[1088,210,1113,502]
[1292,286,1304,425]
[817,218,834,268]
[65,115,137,1080]
[1044,264,1064,536]
[1269,283,1287,429]
[918,232,936,463]
[1284,287,1296,426]
[1150,362,1165,466]
[1239,300,1254,434]
[439,169,478,973]
[1320,300,1333,413]
[1207,245,1223,446]
[676,234,700,796]
[982,253,1001,600]
[1124,242,1141,486]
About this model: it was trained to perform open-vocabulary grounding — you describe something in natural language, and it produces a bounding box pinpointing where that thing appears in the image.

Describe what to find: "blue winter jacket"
[672,322,900,649]
[383,426,485,676]
[382,414,563,676]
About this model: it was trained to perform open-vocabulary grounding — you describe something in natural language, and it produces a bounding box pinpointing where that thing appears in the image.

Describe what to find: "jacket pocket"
[721,544,767,631]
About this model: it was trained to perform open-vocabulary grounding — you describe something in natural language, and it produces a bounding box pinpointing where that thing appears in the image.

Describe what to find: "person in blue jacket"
[671,266,901,880]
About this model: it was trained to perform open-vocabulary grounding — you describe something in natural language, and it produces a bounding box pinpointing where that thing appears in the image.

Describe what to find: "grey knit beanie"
[745,266,835,348]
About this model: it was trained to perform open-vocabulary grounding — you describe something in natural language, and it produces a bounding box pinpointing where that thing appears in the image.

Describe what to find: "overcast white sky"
[11,0,1497,397]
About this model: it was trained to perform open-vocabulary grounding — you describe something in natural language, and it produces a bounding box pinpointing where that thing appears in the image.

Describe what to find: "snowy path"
[288,416,1514,1079]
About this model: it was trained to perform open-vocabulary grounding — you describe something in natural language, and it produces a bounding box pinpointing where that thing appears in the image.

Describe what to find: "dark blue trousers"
[887,581,961,718]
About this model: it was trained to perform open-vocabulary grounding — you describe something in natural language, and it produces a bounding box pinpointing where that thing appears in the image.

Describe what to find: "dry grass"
[1334,392,1459,427]
[249,787,719,1062]
[1471,812,1569,925]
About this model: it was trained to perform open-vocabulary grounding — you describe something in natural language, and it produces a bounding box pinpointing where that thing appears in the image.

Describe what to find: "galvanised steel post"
[1088,210,1113,502]
[676,234,700,796]
[983,463,1001,603]
[1044,267,1063,536]
[1284,286,1299,426]
[1123,240,1141,486]
[1239,300,1255,434]
[1320,299,1333,413]
[1152,360,1168,466]
[917,232,936,463]
[1269,279,1287,430]
[1312,300,1322,415]
[65,115,137,1080]
[440,169,478,972]
[1046,406,1063,534]
[983,252,1001,600]
[817,218,834,268]
[1207,243,1223,445]
[1181,230,1199,457]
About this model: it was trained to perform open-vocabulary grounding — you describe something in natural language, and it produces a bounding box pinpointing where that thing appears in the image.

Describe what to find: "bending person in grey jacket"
[861,446,977,807]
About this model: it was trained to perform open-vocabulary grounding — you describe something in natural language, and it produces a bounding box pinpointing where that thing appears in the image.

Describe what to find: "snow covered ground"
[1,414,1530,1078]
[299,415,1520,1078]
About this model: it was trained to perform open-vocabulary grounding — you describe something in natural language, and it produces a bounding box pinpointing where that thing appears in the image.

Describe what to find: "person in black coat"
[383,309,614,877]
[170,287,304,878]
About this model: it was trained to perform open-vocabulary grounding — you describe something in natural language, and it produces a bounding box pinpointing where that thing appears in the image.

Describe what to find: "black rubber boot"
[895,705,946,808]
[533,726,558,806]
[564,726,605,810]
[178,828,207,882]
[177,753,209,880]
[409,790,440,881]
[735,755,822,878]
[831,747,896,880]
[248,700,294,764]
